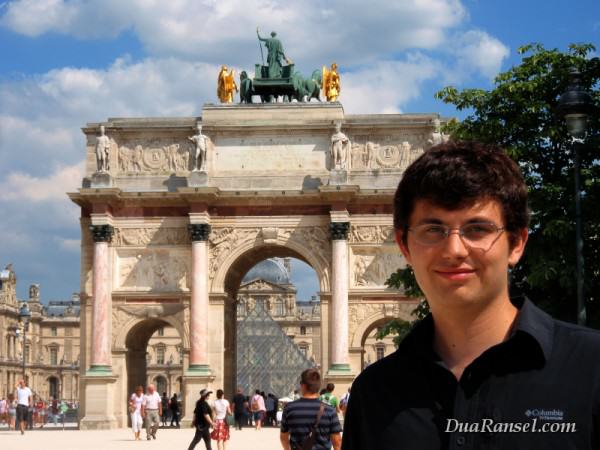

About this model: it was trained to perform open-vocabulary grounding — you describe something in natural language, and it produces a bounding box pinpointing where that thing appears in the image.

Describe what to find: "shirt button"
[456,435,466,446]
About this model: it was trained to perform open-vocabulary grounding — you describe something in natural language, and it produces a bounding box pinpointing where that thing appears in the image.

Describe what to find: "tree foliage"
[436,43,600,326]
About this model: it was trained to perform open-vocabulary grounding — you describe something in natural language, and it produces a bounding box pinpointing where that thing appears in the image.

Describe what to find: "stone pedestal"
[328,169,348,185]
[90,171,112,188]
[79,375,118,430]
[188,170,209,187]
[181,374,215,426]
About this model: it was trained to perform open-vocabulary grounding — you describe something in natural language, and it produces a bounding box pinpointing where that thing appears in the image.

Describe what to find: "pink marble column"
[330,222,351,372]
[188,223,211,373]
[89,224,113,372]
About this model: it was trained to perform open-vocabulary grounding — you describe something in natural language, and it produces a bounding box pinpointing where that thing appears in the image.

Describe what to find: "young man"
[15,379,31,435]
[141,383,162,441]
[342,141,600,449]
[281,368,342,450]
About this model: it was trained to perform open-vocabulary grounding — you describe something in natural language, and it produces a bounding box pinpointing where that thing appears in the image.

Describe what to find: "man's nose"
[442,230,469,257]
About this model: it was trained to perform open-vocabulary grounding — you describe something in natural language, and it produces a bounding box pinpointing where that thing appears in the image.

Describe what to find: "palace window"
[158,327,164,337]
[51,327,57,337]
[156,347,165,365]
[300,326,307,335]
[299,344,308,357]
[275,301,284,316]
[376,345,385,361]
[50,348,58,365]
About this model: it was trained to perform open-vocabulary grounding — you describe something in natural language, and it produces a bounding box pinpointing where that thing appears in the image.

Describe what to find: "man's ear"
[508,228,529,267]
[395,229,412,265]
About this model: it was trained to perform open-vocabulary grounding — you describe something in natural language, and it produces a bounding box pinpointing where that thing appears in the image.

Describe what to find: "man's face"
[396,199,527,312]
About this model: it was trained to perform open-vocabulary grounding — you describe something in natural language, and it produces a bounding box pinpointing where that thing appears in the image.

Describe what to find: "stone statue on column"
[331,122,351,170]
[188,123,209,172]
[95,125,111,172]
[427,118,450,147]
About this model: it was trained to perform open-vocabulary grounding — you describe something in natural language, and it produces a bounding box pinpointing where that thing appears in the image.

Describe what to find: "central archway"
[220,243,327,397]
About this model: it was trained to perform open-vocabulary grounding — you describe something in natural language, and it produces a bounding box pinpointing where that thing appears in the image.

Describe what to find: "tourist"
[339,388,350,418]
[211,389,232,450]
[7,394,16,430]
[141,383,162,440]
[15,379,31,435]
[0,396,7,425]
[129,385,144,441]
[50,396,59,426]
[188,388,214,450]
[250,389,266,430]
[280,368,342,450]
[265,393,276,426]
[231,387,246,430]
[35,396,46,428]
[169,393,180,427]
[319,383,340,414]
[160,391,169,427]
[342,141,600,449]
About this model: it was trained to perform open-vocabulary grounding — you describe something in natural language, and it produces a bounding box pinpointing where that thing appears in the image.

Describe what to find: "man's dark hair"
[300,368,321,394]
[326,383,335,393]
[394,141,529,247]
[216,389,224,399]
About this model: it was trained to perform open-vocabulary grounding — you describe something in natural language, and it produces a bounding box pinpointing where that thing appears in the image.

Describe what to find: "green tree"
[435,43,600,327]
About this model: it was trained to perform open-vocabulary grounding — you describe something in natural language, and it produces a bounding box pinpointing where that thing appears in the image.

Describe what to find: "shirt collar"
[402,296,554,363]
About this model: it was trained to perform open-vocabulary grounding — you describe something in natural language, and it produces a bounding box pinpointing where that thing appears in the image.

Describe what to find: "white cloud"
[341,53,441,114]
[1,0,467,68]
[0,162,84,202]
[55,237,81,253]
[446,30,510,81]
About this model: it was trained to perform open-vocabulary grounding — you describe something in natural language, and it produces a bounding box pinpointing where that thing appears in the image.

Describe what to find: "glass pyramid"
[236,300,315,398]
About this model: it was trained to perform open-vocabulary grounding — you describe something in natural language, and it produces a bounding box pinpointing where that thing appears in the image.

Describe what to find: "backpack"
[292,403,325,450]
[251,396,260,412]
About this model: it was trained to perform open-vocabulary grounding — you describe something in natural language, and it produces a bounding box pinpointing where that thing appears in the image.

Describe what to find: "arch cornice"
[350,308,413,349]
[113,315,188,351]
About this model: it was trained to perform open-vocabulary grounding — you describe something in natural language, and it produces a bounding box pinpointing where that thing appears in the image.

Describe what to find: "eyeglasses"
[408,222,505,250]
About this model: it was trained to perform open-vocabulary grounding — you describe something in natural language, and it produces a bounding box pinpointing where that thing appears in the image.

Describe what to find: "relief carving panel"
[116,138,195,174]
[349,225,394,244]
[116,249,190,291]
[348,134,426,170]
[352,246,405,288]
[113,227,190,246]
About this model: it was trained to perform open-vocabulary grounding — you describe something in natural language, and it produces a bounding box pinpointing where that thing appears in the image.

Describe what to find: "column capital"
[89,224,114,243]
[330,222,350,240]
[188,223,211,242]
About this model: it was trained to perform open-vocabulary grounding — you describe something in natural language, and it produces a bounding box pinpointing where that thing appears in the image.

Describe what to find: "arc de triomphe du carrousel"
[68,34,448,428]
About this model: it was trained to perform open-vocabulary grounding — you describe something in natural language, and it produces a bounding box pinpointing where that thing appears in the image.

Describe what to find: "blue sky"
[0,0,598,303]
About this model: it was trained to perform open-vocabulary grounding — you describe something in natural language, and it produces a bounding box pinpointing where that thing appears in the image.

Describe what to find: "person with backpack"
[318,383,340,414]
[280,369,341,450]
[250,390,266,430]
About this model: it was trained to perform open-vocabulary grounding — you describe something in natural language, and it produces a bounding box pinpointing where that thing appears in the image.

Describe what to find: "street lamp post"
[558,68,594,326]
[18,303,31,380]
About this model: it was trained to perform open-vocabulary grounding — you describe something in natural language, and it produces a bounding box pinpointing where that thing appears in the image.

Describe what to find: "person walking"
[7,394,16,430]
[50,396,59,426]
[169,393,180,427]
[231,388,246,431]
[15,379,32,435]
[250,390,266,430]
[141,383,162,440]
[211,389,232,450]
[129,385,144,441]
[188,389,215,450]
[280,368,342,450]
[0,397,7,426]
[160,392,169,427]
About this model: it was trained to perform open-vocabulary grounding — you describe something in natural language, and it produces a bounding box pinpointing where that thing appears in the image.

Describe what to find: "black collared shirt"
[342,297,600,449]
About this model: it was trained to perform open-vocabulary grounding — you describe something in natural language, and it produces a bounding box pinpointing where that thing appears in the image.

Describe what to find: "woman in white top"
[129,385,144,441]
[210,389,232,450]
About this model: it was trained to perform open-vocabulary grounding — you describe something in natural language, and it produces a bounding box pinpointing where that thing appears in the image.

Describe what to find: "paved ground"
[0,425,283,450]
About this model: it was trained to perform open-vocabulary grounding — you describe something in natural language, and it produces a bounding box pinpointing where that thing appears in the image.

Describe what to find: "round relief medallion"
[376,145,401,168]
[142,147,167,171]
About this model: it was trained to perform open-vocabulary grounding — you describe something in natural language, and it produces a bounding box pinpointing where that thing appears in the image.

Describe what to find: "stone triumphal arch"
[69,103,441,428]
